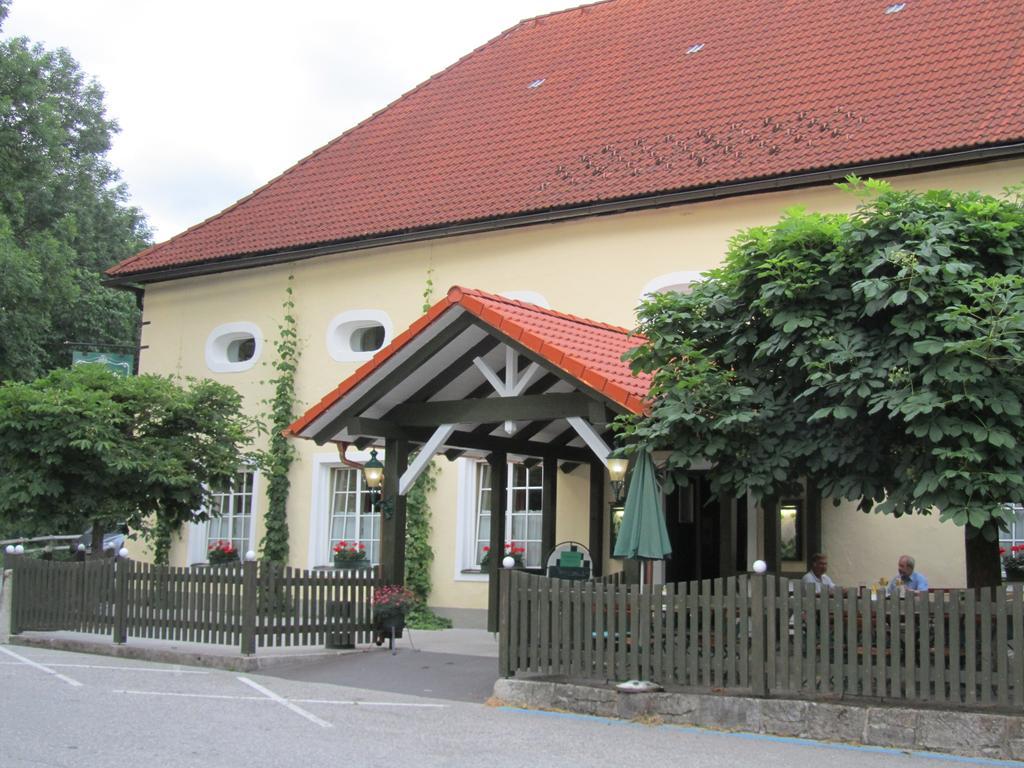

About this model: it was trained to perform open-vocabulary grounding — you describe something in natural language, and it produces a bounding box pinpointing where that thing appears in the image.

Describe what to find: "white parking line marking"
[0,661,209,674]
[236,676,332,728]
[0,646,83,687]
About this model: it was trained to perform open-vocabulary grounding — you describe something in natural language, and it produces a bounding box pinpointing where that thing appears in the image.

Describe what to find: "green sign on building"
[71,351,134,377]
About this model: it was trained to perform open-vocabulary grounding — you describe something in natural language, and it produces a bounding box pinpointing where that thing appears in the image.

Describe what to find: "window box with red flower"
[332,541,370,570]
[1001,544,1024,582]
[372,584,416,644]
[479,542,525,569]
[207,540,239,565]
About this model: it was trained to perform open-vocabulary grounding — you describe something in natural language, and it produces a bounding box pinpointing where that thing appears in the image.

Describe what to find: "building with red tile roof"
[124,0,1024,612]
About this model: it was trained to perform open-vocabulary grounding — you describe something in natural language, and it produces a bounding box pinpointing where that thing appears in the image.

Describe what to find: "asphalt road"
[1,645,1016,768]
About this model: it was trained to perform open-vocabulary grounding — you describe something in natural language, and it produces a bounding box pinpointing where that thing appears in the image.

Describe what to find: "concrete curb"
[493,679,1024,762]
[7,633,363,673]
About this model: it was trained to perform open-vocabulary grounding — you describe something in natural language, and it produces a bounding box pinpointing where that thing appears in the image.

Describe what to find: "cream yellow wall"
[137,158,1024,606]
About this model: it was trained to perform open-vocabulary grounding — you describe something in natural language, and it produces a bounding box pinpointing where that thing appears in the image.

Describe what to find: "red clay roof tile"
[111,0,1024,279]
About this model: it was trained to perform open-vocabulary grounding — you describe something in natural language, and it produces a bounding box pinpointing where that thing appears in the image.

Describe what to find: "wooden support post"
[487,451,508,633]
[805,481,822,571]
[240,559,257,655]
[589,458,605,578]
[498,569,511,676]
[718,494,736,578]
[380,438,410,585]
[763,497,779,575]
[541,455,557,570]
[113,558,129,644]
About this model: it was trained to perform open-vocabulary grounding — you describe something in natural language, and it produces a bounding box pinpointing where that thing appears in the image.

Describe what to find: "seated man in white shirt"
[802,553,835,592]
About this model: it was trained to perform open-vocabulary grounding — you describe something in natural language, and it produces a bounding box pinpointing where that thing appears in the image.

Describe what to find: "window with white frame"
[206,470,255,558]
[326,466,381,564]
[470,461,543,569]
[1000,503,1024,554]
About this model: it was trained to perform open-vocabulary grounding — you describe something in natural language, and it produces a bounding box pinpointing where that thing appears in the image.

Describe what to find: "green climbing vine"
[259,276,300,563]
[405,264,452,629]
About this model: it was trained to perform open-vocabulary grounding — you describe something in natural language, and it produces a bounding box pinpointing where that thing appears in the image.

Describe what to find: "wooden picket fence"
[498,571,1024,710]
[8,556,381,653]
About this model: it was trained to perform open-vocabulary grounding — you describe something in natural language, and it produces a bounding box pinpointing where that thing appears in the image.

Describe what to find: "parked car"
[75,525,127,554]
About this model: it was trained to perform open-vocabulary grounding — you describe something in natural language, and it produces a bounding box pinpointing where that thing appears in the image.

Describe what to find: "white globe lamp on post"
[752,559,767,575]
[502,555,516,569]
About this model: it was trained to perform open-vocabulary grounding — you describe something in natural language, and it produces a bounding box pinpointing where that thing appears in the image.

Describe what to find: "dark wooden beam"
[541,455,557,568]
[335,416,414,441]
[589,458,604,577]
[487,451,508,633]
[400,336,500,404]
[763,496,779,575]
[805,481,822,571]
[469,372,561,438]
[441,431,593,463]
[311,314,474,442]
[379,438,409,585]
[560,462,580,474]
[718,494,736,577]
[443,449,465,461]
[389,392,598,427]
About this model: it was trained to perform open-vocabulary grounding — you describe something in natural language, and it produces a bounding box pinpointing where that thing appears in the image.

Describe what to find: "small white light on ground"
[615,679,664,693]
[245,550,257,562]
[14,544,24,555]
[502,555,516,569]
[4,544,13,554]
[118,547,129,558]
[753,560,767,574]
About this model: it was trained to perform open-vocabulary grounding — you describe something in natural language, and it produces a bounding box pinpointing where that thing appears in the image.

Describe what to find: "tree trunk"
[964,525,1001,588]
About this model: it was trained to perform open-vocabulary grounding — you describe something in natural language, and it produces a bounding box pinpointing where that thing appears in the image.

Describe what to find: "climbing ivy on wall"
[259,276,299,563]
[405,265,452,629]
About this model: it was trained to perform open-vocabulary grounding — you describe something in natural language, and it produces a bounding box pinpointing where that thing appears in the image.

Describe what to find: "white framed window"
[204,322,263,373]
[308,451,381,567]
[455,459,544,578]
[326,310,393,362]
[1000,503,1024,557]
[641,271,705,298]
[186,469,259,564]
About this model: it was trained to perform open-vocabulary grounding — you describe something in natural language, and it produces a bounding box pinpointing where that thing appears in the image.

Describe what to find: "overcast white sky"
[5,0,574,242]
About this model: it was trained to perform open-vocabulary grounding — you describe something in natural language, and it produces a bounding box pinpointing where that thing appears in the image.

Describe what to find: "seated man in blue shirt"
[886,554,928,596]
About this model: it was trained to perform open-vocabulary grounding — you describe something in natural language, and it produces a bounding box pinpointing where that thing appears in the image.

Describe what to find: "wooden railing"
[8,556,381,653]
[498,571,1024,709]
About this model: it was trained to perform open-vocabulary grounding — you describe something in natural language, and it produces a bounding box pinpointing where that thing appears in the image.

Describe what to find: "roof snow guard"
[108,0,1024,283]
[287,287,650,459]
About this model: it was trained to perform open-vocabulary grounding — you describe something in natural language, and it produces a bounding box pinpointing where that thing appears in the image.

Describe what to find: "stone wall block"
[761,699,810,736]
[804,702,867,743]
[865,707,918,748]
[916,711,1008,755]
[697,695,761,731]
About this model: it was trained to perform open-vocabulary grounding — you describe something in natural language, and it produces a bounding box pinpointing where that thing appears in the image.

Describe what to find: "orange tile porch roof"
[109,0,1024,280]
[287,286,651,439]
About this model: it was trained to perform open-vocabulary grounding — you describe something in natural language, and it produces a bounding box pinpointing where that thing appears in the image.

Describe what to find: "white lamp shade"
[752,559,767,574]
[502,555,516,569]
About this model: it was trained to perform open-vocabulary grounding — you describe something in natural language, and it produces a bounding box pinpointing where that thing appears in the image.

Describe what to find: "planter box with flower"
[333,541,370,570]
[372,584,416,640]
[207,540,239,565]
[1001,544,1024,582]
[480,542,525,570]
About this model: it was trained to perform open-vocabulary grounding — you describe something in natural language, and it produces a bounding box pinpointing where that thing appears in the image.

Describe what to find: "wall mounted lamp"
[606,456,629,504]
[362,449,394,519]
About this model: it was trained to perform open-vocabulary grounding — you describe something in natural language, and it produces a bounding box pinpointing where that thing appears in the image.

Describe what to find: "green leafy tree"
[619,180,1024,587]
[0,365,254,562]
[0,1,150,381]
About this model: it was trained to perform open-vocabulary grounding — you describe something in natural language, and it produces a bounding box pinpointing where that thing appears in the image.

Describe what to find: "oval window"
[327,310,393,362]
[205,322,263,373]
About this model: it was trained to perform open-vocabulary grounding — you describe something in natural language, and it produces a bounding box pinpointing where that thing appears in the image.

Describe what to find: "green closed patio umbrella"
[612,450,671,590]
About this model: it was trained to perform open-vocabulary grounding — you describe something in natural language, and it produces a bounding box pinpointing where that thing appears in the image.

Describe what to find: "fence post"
[750,574,768,697]
[112,558,129,644]
[498,569,511,677]
[4,552,20,636]
[241,559,257,655]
